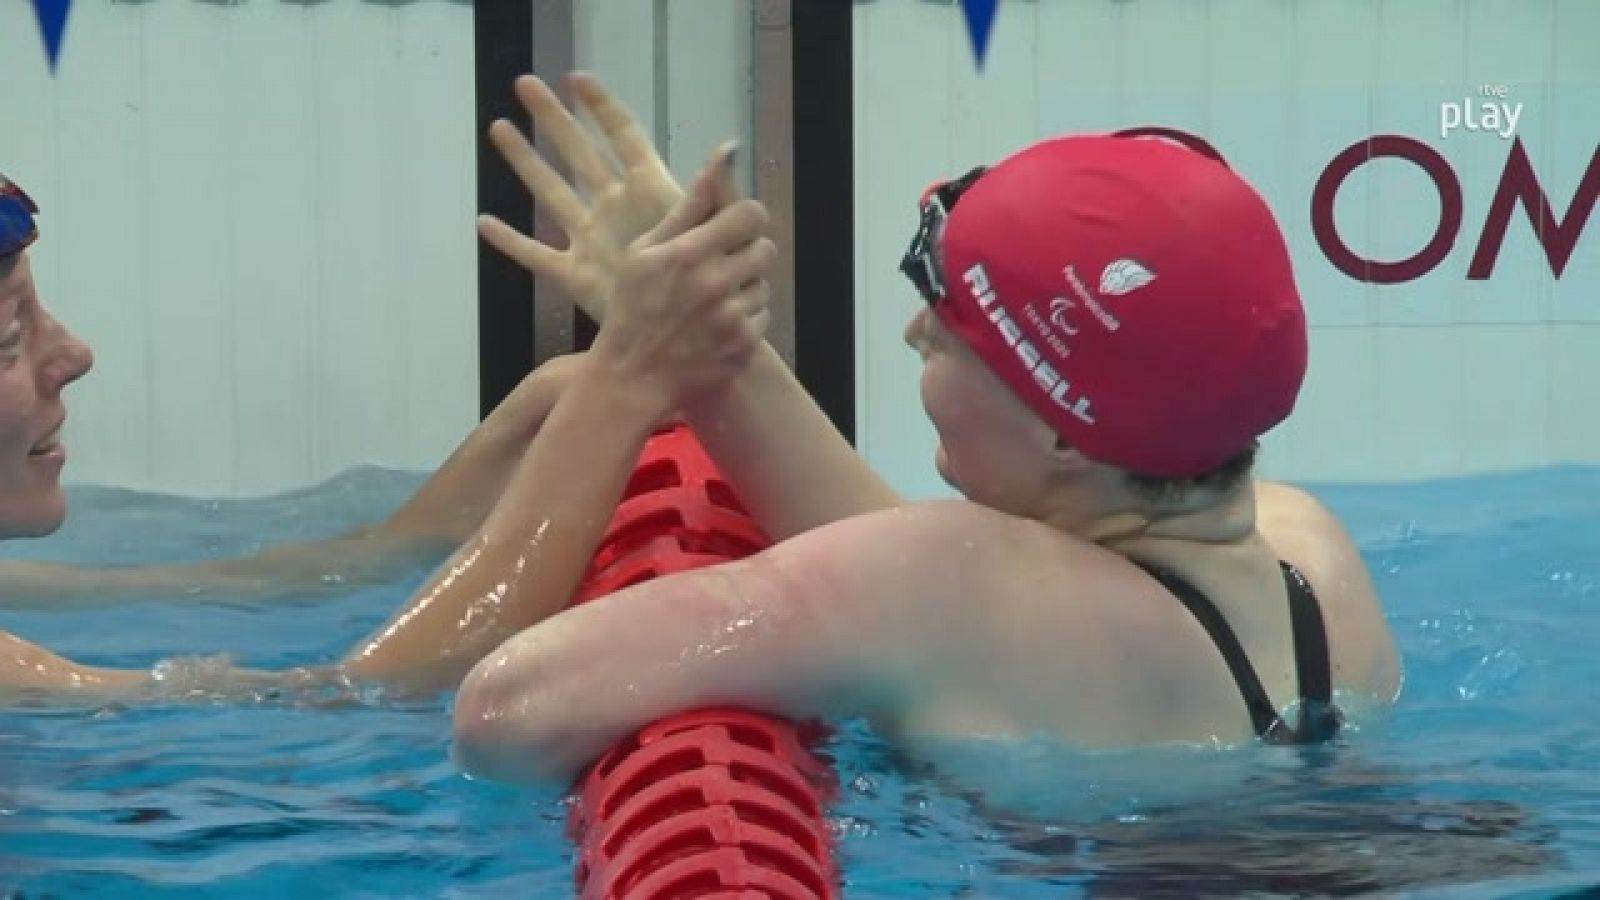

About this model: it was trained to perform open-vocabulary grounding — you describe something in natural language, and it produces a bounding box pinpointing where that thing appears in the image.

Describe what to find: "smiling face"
[0,251,94,538]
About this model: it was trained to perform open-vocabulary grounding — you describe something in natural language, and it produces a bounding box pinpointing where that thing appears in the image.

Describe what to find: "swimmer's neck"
[1042,478,1259,550]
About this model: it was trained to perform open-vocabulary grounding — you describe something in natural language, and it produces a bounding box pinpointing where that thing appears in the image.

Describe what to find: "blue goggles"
[0,174,40,260]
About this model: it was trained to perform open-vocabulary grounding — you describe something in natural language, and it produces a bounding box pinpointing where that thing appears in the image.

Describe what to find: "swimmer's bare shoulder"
[787,488,1400,742]
[761,499,1148,737]
[1254,480,1403,710]
[453,492,1398,781]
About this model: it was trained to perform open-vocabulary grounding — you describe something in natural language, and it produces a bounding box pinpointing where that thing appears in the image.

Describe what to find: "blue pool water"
[2,467,1599,898]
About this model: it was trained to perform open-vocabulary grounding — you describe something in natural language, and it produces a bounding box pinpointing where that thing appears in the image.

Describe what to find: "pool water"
[3,467,1599,898]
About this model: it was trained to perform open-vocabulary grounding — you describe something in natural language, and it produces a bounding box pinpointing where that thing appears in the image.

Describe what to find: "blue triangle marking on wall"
[32,0,72,74]
[961,0,999,69]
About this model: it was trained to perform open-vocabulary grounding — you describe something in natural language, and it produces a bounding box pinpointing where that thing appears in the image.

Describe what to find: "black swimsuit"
[1134,560,1344,745]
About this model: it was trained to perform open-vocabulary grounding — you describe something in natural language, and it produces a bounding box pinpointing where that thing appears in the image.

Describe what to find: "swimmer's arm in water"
[478,73,903,544]
[2,151,767,705]
[0,627,147,701]
[451,503,974,785]
[342,156,772,697]
[0,355,584,609]
[0,628,342,708]
[336,369,662,695]
[0,363,661,704]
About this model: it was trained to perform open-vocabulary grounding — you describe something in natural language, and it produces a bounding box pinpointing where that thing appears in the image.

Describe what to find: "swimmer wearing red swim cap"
[455,72,1401,790]
[916,134,1306,478]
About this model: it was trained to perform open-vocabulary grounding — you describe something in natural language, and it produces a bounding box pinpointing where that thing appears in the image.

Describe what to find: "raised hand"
[589,144,776,414]
[478,73,688,322]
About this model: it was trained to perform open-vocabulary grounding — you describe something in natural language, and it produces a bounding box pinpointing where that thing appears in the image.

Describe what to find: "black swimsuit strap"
[1137,563,1286,740]
[1280,561,1343,742]
[1137,561,1342,745]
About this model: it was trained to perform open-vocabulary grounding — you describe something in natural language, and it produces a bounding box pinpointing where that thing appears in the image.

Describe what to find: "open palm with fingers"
[478,73,691,322]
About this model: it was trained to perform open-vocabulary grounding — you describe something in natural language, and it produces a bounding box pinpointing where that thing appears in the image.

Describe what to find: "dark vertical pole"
[790,1,856,442]
[528,0,583,363]
[474,1,536,418]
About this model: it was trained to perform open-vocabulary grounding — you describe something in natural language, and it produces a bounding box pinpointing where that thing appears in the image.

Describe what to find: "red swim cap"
[928,134,1307,478]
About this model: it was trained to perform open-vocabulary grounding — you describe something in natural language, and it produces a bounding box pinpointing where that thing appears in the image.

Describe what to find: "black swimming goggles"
[0,174,40,261]
[898,165,988,307]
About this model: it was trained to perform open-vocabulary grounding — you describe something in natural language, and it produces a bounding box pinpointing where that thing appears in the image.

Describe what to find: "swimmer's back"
[837,483,1400,750]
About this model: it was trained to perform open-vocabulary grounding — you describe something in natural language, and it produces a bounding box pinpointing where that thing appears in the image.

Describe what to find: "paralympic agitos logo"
[1116,126,1599,285]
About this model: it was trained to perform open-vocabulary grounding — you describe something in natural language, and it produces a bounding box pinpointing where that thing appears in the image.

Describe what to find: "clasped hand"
[478,73,774,413]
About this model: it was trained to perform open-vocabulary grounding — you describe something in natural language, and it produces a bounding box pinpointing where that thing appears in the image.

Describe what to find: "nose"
[39,313,94,393]
[904,307,929,351]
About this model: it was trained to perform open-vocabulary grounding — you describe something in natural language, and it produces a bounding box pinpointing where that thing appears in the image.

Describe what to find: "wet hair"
[1121,441,1259,514]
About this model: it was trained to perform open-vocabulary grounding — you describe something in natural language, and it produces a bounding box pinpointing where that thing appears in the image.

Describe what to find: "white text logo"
[1064,265,1121,332]
[964,264,1095,425]
[1440,84,1523,140]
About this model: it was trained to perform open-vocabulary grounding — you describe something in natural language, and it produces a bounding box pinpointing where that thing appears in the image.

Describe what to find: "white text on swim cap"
[963,264,1096,425]
[1063,265,1120,332]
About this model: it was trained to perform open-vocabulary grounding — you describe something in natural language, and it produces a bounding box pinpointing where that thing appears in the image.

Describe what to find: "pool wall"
[2,1,1595,499]
[851,0,1600,498]
[0,0,766,497]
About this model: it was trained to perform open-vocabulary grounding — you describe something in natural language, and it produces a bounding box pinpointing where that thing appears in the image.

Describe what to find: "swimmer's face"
[0,252,94,538]
[906,308,1058,512]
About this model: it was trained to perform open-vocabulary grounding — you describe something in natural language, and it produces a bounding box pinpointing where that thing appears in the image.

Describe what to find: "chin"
[933,445,953,484]
[0,495,69,539]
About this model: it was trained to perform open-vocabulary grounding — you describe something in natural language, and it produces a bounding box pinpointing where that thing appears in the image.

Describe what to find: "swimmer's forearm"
[380,354,584,543]
[339,371,663,694]
[0,629,148,702]
[686,341,902,539]
[0,533,451,609]
[0,558,299,607]
[0,635,348,708]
